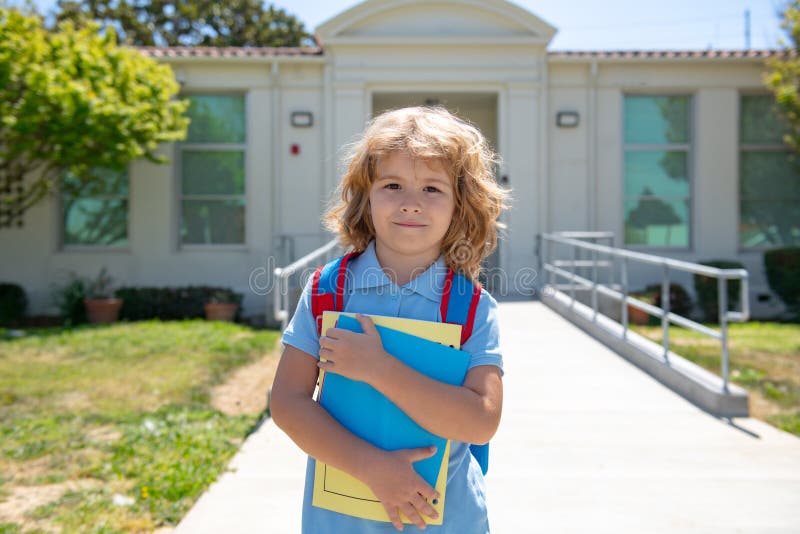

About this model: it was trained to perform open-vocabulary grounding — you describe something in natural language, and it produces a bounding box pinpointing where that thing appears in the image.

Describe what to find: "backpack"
[310,251,490,475]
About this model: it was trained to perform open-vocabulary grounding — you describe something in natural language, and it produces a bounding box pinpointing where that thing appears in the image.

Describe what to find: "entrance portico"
[317,0,557,285]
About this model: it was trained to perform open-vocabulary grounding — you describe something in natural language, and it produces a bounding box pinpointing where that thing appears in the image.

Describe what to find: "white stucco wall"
[547,58,785,318]
[0,0,788,321]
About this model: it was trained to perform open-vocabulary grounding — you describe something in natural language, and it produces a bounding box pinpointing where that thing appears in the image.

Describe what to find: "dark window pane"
[624,150,689,198]
[740,200,800,247]
[181,199,245,244]
[740,151,800,199]
[624,197,689,247]
[624,95,690,145]
[63,198,128,246]
[740,95,789,145]
[181,151,245,195]
[186,95,245,143]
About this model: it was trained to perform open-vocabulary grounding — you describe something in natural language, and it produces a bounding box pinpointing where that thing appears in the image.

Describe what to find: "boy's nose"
[401,205,421,213]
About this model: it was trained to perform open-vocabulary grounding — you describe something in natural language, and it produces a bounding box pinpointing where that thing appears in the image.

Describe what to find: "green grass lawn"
[631,322,800,437]
[0,320,280,533]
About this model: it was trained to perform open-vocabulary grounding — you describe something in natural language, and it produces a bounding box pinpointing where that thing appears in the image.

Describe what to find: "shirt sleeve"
[461,289,504,376]
[280,274,321,360]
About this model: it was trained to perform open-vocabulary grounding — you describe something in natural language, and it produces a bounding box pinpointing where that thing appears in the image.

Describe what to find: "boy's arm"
[270,344,441,531]
[318,314,503,445]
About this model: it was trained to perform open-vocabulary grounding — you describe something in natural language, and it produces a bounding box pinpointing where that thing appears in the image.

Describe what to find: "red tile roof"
[138,46,323,58]
[136,46,786,62]
[547,49,788,60]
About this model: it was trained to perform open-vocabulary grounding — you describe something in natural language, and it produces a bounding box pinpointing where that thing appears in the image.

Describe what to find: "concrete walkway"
[175,302,800,533]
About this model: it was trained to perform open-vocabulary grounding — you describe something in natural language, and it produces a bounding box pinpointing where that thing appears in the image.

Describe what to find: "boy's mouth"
[394,221,426,227]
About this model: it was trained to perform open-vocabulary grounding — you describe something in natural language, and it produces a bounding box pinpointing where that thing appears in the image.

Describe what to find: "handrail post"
[570,245,577,309]
[719,276,730,393]
[661,264,670,361]
[535,234,543,295]
[621,257,629,340]
[591,247,598,322]
[280,273,289,331]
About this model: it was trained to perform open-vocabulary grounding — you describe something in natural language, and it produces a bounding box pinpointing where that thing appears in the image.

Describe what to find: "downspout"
[270,61,282,260]
[268,61,281,326]
[589,59,599,231]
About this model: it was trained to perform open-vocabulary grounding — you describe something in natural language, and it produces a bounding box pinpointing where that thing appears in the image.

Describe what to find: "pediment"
[317,0,557,44]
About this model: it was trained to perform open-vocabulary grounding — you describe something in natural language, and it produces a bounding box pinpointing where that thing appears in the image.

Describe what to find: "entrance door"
[371,92,501,291]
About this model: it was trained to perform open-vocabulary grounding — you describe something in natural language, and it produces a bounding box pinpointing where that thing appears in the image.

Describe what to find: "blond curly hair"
[323,106,509,281]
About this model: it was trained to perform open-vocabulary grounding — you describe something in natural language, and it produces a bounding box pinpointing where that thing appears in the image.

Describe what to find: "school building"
[1,0,796,322]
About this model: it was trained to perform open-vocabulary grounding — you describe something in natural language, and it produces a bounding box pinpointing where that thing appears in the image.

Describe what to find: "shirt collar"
[349,240,448,303]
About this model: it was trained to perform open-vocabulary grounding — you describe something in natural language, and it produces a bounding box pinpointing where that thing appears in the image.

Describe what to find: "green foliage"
[50,273,87,326]
[107,406,254,525]
[0,283,26,326]
[0,7,188,220]
[0,320,279,530]
[84,267,117,299]
[765,1,800,154]
[116,286,243,321]
[54,0,312,47]
[693,260,745,323]
[768,412,800,436]
[764,247,800,318]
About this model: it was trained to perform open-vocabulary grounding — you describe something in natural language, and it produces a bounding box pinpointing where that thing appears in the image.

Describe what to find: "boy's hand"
[361,445,441,531]
[317,313,390,384]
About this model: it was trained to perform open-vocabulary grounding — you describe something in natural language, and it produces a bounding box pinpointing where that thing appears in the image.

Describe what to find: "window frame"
[621,92,695,251]
[737,92,800,251]
[176,91,248,250]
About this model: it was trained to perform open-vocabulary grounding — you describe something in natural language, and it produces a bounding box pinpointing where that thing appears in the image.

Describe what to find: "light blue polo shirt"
[281,239,503,534]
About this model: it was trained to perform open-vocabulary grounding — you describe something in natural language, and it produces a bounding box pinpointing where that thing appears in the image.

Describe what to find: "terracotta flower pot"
[204,302,238,322]
[627,304,650,325]
[84,298,123,324]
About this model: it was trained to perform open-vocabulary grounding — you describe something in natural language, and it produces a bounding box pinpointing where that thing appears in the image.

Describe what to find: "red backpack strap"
[440,269,482,346]
[311,251,361,335]
[439,268,488,475]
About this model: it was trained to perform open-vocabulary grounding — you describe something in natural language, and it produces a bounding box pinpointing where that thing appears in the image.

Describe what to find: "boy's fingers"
[356,313,378,335]
[383,504,403,531]
[411,492,438,520]
[400,502,426,530]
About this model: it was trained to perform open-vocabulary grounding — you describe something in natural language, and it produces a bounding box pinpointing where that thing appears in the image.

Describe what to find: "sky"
[26,0,787,51]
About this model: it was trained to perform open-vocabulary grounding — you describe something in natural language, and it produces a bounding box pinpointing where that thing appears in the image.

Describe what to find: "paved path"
[175,302,800,533]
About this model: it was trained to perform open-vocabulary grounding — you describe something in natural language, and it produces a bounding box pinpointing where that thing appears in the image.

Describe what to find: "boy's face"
[369,151,455,266]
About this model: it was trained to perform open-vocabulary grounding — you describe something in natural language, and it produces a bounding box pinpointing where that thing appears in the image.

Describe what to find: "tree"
[765,1,800,153]
[0,7,188,226]
[54,0,312,47]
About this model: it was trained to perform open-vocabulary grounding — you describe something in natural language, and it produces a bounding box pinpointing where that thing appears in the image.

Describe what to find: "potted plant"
[83,267,123,324]
[627,289,657,326]
[204,289,242,322]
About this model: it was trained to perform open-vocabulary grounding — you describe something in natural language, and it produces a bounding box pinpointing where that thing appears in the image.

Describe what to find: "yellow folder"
[312,311,463,524]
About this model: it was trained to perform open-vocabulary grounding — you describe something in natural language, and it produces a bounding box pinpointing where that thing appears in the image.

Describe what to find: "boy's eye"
[423,186,441,193]
[385,183,401,190]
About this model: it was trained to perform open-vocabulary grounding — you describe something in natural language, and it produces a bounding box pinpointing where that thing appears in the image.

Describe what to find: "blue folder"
[319,314,470,487]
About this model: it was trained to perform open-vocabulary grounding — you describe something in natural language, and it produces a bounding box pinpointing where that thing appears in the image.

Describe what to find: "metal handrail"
[537,232,750,393]
[273,238,341,329]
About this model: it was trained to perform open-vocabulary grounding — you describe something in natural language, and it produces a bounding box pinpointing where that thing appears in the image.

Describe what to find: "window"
[623,95,691,248]
[62,168,129,247]
[739,95,800,248]
[179,94,246,245]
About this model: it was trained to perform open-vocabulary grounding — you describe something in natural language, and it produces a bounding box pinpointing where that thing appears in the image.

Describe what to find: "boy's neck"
[374,241,440,287]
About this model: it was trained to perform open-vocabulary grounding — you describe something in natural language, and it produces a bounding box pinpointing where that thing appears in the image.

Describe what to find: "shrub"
[116,286,243,321]
[0,283,27,327]
[643,282,693,318]
[764,247,800,319]
[50,274,88,326]
[693,260,744,323]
